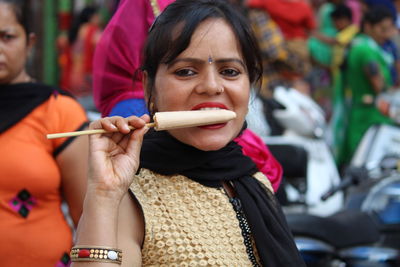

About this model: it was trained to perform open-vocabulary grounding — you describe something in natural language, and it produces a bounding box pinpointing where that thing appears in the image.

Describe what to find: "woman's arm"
[57,135,89,226]
[72,191,143,267]
[71,115,149,266]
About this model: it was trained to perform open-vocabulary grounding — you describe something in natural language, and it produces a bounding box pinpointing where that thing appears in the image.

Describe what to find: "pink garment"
[93,0,174,116]
[235,129,283,192]
[346,0,362,26]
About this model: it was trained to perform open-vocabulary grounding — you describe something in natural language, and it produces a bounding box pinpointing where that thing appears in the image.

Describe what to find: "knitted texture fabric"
[130,169,273,266]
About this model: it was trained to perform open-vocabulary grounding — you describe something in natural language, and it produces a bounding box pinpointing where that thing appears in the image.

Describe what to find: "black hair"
[68,6,99,44]
[361,5,394,32]
[141,0,262,113]
[331,4,353,21]
[0,0,31,36]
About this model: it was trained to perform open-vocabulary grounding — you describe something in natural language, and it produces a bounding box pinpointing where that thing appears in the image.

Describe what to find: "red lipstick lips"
[191,102,230,129]
[191,102,228,111]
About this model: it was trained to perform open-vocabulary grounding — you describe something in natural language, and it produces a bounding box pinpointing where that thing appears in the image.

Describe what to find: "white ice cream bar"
[153,109,236,130]
[46,110,237,139]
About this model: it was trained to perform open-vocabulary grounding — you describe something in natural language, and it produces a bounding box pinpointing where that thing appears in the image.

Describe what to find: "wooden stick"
[46,110,236,139]
[47,123,156,139]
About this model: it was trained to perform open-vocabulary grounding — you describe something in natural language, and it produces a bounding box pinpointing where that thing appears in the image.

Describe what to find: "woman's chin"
[169,129,234,151]
[190,138,231,152]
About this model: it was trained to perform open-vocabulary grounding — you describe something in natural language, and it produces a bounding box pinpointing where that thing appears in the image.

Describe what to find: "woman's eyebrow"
[0,28,14,34]
[167,58,204,68]
[167,57,245,68]
[215,58,245,68]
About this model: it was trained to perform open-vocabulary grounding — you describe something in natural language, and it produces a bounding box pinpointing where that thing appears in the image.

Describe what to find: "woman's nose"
[195,69,222,95]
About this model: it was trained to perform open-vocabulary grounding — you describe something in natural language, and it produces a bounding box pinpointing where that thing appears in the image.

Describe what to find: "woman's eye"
[1,34,15,41]
[174,69,196,77]
[221,68,240,77]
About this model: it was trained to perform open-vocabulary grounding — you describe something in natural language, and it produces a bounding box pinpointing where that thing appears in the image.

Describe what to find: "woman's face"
[0,3,32,84]
[150,18,250,151]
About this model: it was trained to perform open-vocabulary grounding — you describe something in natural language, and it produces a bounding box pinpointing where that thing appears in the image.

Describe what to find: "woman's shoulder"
[253,172,274,193]
[45,88,86,114]
[37,86,87,131]
[132,168,191,188]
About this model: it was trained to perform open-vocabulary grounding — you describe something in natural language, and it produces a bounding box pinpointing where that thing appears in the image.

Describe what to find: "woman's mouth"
[191,104,230,129]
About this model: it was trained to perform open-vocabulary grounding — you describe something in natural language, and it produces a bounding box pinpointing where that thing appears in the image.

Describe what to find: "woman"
[0,0,88,266]
[68,6,102,111]
[92,0,283,192]
[72,0,304,266]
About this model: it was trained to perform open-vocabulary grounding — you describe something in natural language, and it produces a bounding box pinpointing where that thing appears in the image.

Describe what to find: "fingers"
[139,114,151,123]
[125,121,149,159]
[89,115,149,134]
[114,116,150,146]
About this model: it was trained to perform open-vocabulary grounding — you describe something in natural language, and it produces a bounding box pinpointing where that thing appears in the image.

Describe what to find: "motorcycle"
[285,91,400,266]
[247,87,343,216]
[287,154,400,266]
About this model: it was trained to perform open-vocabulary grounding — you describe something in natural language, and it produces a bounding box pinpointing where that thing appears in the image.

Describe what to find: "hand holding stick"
[47,110,236,139]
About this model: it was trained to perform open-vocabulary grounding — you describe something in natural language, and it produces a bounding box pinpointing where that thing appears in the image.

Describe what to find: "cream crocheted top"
[130,168,273,267]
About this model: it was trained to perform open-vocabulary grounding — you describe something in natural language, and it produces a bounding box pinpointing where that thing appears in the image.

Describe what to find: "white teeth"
[198,107,223,111]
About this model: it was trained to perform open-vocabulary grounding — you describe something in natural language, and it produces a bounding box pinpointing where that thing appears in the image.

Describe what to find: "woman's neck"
[9,70,33,84]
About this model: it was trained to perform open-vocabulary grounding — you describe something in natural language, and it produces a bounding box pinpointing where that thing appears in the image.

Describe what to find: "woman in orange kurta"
[0,1,89,266]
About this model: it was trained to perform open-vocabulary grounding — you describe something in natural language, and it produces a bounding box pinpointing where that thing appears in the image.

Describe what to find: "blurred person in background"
[328,4,359,164]
[330,3,359,72]
[92,0,174,118]
[68,5,102,111]
[339,6,396,166]
[309,0,344,69]
[363,0,400,87]
[0,0,89,266]
[247,0,316,76]
[244,1,306,98]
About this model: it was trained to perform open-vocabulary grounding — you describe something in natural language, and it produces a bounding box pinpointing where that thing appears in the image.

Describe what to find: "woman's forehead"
[0,3,18,23]
[177,18,242,59]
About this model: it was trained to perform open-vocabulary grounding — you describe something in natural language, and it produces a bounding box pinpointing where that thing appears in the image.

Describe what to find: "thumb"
[125,125,149,160]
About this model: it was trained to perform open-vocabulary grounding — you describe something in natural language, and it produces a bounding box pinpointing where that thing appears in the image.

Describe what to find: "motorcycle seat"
[268,144,308,179]
[286,210,380,249]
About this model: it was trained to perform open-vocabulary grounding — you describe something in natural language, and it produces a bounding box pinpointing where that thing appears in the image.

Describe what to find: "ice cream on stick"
[46,110,236,139]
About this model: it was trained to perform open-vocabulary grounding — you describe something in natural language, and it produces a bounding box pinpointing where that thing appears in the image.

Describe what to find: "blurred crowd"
[58,0,399,167]
[1,0,399,266]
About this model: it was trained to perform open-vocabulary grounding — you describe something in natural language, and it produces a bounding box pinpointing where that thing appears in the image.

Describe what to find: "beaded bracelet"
[70,245,122,264]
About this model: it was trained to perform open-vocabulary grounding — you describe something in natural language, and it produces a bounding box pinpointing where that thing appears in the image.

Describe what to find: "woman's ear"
[27,33,36,54]
[143,71,158,114]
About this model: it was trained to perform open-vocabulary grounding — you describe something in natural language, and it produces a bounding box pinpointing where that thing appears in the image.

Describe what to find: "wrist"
[86,180,128,201]
[83,190,125,211]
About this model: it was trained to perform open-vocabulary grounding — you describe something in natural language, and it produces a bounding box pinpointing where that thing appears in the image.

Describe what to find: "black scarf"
[140,130,305,267]
[0,83,70,133]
